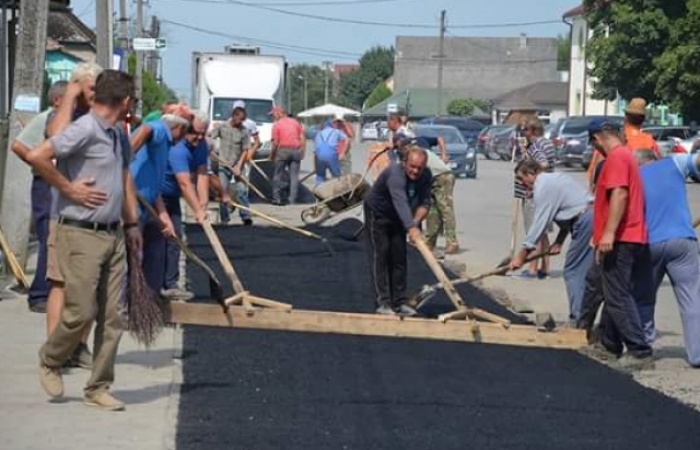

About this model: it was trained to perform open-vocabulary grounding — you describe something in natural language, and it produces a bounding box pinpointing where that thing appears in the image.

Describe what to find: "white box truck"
[191,45,287,153]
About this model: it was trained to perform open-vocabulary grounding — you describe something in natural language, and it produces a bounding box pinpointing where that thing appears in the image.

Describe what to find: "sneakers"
[242,218,253,226]
[394,304,418,317]
[84,391,125,411]
[160,288,195,301]
[39,365,64,399]
[609,353,655,373]
[64,343,93,370]
[375,305,396,316]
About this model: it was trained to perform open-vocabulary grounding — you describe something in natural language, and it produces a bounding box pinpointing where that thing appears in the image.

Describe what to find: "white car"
[361,122,380,141]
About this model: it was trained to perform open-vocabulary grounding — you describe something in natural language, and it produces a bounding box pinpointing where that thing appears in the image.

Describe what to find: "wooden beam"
[167,303,587,350]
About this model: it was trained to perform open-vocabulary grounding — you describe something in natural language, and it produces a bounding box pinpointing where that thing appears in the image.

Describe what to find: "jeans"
[643,238,700,366]
[219,166,251,220]
[272,147,302,204]
[163,196,183,290]
[315,152,341,186]
[141,214,166,294]
[364,203,408,308]
[562,209,594,321]
[28,176,52,307]
[598,242,654,357]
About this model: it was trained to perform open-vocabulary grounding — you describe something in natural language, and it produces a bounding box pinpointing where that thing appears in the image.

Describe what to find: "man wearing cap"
[586,97,659,184]
[634,149,700,368]
[579,118,655,372]
[209,106,255,225]
[270,106,305,205]
[130,107,192,297]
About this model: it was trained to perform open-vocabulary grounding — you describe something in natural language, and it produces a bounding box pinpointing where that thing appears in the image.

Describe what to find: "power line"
[161,0,563,29]
[161,19,362,59]
[159,0,414,5]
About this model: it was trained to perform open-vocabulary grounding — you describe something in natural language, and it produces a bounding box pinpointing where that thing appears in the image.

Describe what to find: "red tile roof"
[563,4,585,18]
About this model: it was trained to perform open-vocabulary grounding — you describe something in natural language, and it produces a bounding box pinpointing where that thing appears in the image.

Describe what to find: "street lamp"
[298,74,308,111]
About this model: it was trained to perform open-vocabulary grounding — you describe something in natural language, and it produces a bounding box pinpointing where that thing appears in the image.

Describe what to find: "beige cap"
[625,98,647,116]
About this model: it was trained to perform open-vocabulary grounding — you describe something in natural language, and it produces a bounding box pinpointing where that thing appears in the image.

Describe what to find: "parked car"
[581,145,594,170]
[643,126,694,156]
[477,124,513,160]
[491,125,517,161]
[418,116,486,146]
[558,130,589,168]
[414,124,478,178]
[551,116,624,163]
[361,121,380,141]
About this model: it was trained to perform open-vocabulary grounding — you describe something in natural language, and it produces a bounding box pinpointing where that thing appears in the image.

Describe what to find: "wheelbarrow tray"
[313,173,370,212]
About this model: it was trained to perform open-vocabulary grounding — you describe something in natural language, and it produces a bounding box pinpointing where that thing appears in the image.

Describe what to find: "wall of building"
[45,50,81,84]
[567,16,620,117]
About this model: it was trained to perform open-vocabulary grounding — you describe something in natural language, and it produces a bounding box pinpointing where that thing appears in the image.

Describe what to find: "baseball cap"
[233,100,246,110]
[334,112,344,121]
[588,118,620,139]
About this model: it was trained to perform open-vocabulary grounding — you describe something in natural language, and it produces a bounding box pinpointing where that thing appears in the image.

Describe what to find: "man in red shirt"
[581,119,654,372]
[270,106,306,205]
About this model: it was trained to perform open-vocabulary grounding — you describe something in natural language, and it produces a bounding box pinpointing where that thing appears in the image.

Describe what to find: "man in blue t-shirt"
[313,119,348,186]
[636,150,700,367]
[152,113,210,300]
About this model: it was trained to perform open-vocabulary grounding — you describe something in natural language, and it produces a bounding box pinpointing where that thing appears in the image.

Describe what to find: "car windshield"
[415,126,465,144]
[212,98,273,124]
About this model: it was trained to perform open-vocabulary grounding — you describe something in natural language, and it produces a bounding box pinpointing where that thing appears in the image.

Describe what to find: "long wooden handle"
[136,194,223,292]
[694,216,700,229]
[508,198,520,258]
[413,237,467,310]
[210,152,268,201]
[0,226,29,290]
[201,220,245,294]
[229,200,323,241]
[249,159,270,182]
[454,251,555,287]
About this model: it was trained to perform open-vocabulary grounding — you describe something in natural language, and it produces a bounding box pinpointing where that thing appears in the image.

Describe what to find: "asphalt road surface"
[176,224,700,450]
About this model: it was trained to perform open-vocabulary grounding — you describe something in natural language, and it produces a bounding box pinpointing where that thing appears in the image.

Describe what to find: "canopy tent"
[297,103,361,118]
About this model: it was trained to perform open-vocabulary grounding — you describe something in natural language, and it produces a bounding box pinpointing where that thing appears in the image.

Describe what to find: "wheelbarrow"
[300,173,371,225]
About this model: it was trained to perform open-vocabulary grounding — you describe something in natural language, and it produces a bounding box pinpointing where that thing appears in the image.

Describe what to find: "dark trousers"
[272,148,302,204]
[364,204,408,308]
[28,176,52,307]
[141,197,183,293]
[582,242,654,357]
[163,196,183,290]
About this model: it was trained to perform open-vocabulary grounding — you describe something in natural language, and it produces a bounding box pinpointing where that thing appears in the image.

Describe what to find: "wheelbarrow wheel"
[301,205,331,225]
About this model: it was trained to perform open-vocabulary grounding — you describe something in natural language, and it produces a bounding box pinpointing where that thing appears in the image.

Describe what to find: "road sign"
[387,103,398,113]
[133,37,167,51]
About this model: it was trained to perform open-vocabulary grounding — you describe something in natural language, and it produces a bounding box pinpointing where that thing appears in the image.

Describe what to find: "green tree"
[339,45,394,109]
[446,98,489,116]
[287,64,327,115]
[127,53,178,115]
[364,82,392,109]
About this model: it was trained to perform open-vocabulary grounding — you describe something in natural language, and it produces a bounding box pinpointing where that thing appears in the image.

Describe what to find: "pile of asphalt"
[176,222,700,450]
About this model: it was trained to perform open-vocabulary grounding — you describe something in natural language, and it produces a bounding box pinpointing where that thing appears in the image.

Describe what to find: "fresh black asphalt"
[176,220,700,450]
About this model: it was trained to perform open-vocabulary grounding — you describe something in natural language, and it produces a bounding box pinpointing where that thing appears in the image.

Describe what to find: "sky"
[71,0,580,100]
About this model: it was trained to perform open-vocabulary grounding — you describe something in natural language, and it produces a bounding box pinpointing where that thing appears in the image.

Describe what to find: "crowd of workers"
[9,60,699,412]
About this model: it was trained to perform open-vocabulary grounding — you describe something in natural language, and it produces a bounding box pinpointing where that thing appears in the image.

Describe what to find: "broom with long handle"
[136,194,225,310]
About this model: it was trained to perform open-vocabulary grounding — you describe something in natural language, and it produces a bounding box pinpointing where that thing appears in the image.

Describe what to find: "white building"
[563,5,621,117]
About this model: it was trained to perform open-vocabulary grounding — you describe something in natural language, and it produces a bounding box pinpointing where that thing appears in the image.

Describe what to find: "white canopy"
[296,103,361,118]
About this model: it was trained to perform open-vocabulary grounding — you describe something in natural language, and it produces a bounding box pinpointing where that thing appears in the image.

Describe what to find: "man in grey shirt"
[27,70,141,411]
[510,159,594,323]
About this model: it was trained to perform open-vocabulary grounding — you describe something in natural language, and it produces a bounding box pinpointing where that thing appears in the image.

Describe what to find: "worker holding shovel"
[509,159,594,323]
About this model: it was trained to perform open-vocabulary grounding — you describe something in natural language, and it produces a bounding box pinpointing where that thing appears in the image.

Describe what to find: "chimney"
[519,33,527,48]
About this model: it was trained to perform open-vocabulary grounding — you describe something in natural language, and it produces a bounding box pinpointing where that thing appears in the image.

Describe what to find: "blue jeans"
[28,176,52,307]
[163,196,183,290]
[141,215,166,294]
[642,238,700,366]
[219,166,251,220]
[315,152,341,186]
[562,209,594,321]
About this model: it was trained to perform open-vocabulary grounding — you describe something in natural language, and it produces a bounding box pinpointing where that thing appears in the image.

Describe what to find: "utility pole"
[437,9,446,116]
[135,0,144,117]
[96,0,113,69]
[0,0,50,270]
[323,60,331,104]
[117,0,129,72]
[303,76,308,111]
